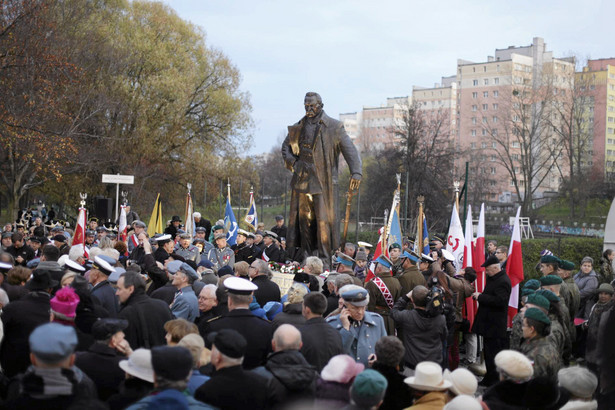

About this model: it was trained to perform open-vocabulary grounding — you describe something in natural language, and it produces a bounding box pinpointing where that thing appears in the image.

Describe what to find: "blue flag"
[422,215,430,255]
[387,206,403,250]
[224,198,238,246]
[244,193,258,231]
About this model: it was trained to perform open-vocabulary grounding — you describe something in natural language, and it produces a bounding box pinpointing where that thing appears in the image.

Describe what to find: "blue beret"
[180,263,199,281]
[29,323,77,362]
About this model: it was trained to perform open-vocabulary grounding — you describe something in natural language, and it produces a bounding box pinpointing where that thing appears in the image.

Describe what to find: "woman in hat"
[574,256,599,319]
[585,283,615,373]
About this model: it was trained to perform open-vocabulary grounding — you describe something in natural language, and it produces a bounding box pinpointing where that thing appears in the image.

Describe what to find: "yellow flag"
[147,193,163,236]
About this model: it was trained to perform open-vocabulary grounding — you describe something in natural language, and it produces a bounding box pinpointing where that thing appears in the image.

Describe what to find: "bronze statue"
[281,92,362,266]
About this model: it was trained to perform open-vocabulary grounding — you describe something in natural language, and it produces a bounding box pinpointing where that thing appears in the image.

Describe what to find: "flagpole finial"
[79,193,87,207]
[396,173,401,185]
[417,195,425,205]
[453,181,460,192]
[187,183,192,193]
[121,191,128,205]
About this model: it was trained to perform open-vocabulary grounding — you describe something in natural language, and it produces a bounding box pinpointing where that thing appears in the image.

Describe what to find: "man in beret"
[365,255,401,336]
[89,255,119,317]
[471,254,511,386]
[520,307,561,380]
[388,242,402,268]
[540,274,575,345]
[5,323,98,408]
[397,251,426,297]
[327,285,387,366]
[210,224,225,244]
[75,318,132,400]
[558,259,581,325]
[195,329,269,409]
[170,263,200,322]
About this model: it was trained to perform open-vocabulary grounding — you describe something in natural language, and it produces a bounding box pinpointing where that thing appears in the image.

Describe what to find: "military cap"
[441,249,455,262]
[208,329,247,359]
[192,238,205,245]
[540,275,563,286]
[133,220,146,229]
[170,215,182,223]
[91,318,129,340]
[237,229,249,237]
[524,279,541,291]
[212,224,224,232]
[521,287,536,297]
[420,253,435,263]
[154,234,172,244]
[29,323,77,362]
[402,250,419,263]
[52,234,67,243]
[198,258,214,269]
[96,226,107,232]
[246,232,255,239]
[92,255,116,276]
[559,260,575,271]
[340,286,369,307]
[540,254,561,264]
[179,263,199,281]
[224,276,258,295]
[598,283,614,295]
[151,346,193,382]
[108,267,125,284]
[263,230,278,240]
[388,242,401,251]
[481,254,500,267]
[29,236,42,244]
[526,293,550,311]
[524,307,550,325]
[535,289,559,303]
[336,253,355,267]
[275,215,284,221]
[357,241,373,248]
[64,259,85,274]
[167,260,183,274]
[89,217,99,223]
[85,229,96,236]
[376,255,393,269]
[431,235,445,244]
[214,232,226,241]
[195,226,206,233]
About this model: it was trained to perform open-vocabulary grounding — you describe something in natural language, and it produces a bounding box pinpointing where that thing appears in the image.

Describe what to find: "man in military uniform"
[271,215,287,240]
[281,92,362,266]
[127,220,146,253]
[365,255,401,335]
[388,243,403,274]
[260,231,282,263]
[335,253,362,286]
[558,259,581,324]
[326,285,387,366]
[207,233,235,272]
[233,229,257,264]
[153,234,174,264]
[520,307,561,380]
[398,251,426,296]
[174,233,201,264]
[194,227,214,256]
[200,276,273,370]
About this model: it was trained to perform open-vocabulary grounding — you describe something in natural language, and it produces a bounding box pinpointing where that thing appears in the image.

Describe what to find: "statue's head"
[304,92,323,118]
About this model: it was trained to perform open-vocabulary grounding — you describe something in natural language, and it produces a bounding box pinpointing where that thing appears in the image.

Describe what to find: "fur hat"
[321,355,364,384]
[443,368,478,396]
[494,350,533,382]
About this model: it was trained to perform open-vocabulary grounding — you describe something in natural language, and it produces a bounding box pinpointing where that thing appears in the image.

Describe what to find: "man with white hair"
[193,212,212,241]
[196,284,218,325]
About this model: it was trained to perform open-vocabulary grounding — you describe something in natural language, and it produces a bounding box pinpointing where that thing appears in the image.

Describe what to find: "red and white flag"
[72,207,88,259]
[507,207,524,327]
[473,203,486,294]
[462,205,476,327]
[446,203,465,271]
[119,205,128,243]
[365,227,386,282]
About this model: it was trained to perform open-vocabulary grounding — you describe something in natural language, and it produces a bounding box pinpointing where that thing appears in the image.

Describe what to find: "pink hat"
[50,287,80,319]
[321,355,365,383]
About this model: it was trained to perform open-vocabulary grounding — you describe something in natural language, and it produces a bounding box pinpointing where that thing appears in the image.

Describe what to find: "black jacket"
[299,317,344,372]
[0,291,51,377]
[252,350,317,409]
[371,362,413,410]
[6,245,35,266]
[75,343,126,400]
[252,275,281,307]
[482,380,529,410]
[91,280,119,318]
[117,288,174,349]
[271,302,306,329]
[195,365,269,410]
[142,253,169,295]
[201,308,273,370]
[472,270,511,338]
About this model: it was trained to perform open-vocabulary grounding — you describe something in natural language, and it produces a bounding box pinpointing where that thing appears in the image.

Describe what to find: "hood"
[266,350,317,391]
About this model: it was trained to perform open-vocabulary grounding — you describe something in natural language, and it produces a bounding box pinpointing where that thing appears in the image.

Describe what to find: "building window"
[492,142,497,148]
[484,66,487,72]
[471,142,476,149]
[472,105,478,111]
[609,128,614,134]
[482,104,488,110]
[471,129,477,136]
[491,167,496,173]
[483,91,489,98]
[491,155,496,162]
[510,180,515,186]
[472,92,478,99]
[482,117,488,124]
[493,90,499,97]
[493,116,498,123]
[472,117,477,124]
[493,103,499,110]
[473,80,478,86]
[494,78,499,85]
[512,141,520,148]
[482,129,487,136]
[484,79,489,85]
[481,142,487,148]
[609,117,614,123]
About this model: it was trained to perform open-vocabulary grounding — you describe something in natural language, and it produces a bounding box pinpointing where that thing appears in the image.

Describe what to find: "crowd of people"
[0,210,613,409]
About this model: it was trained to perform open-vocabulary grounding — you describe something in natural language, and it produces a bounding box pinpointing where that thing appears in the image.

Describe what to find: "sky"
[163,0,613,156]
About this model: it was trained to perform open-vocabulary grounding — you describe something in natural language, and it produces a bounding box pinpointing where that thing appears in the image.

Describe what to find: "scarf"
[20,366,81,398]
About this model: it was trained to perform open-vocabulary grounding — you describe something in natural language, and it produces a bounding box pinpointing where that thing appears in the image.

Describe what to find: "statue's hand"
[349,175,361,191]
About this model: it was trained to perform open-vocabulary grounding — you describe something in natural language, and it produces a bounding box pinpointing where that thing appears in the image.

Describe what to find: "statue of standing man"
[281,92,362,266]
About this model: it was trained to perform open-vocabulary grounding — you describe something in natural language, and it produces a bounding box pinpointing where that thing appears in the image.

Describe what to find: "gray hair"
[252,259,271,276]
[304,256,323,275]
[201,284,217,299]
[335,273,354,291]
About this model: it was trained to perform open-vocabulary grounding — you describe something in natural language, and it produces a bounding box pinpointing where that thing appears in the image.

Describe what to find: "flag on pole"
[365,226,386,282]
[148,194,163,237]
[473,203,486,294]
[462,205,476,327]
[224,197,238,246]
[421,215,429,255]
[72,206,88,258]
[119,205,128,243]
[507,207,524,327]
[445,203,465,271]
[244,190,258,231]
[387,205,402,250]
[184,191,195,238]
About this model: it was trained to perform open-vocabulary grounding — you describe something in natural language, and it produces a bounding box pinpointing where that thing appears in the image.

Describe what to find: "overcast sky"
[164,0,613,155]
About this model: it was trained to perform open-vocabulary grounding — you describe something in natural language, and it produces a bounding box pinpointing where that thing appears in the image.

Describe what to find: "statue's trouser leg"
[313,193,331,266]
[298,193,317,255]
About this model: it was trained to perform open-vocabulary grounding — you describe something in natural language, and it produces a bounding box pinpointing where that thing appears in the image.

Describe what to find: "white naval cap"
[92,255,116,276]
[357,241,373,248]
[441,249,455,262]
[64,259,86,274]
[223,276,258,295]
[154,234,172,242]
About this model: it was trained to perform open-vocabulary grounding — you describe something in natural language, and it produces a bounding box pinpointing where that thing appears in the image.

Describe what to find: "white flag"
[445,203,465,270]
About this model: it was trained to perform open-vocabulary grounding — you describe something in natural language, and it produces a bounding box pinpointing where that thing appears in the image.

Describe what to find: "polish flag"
[72,207,88,259]
[507,207,524,327]
[473,203,486,294]
[365,227,386,282]
[119,205,128,243]
[462,205,476,327]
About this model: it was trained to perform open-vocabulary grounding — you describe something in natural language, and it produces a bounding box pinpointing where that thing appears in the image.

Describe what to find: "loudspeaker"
[94,196,113,222]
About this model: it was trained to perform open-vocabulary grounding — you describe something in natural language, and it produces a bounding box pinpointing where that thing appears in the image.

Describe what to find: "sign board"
[102,174,134,184]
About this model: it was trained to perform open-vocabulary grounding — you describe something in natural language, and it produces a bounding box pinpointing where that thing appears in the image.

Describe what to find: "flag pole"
[453,180,460,211]
[227,178,231,205]
[417,195,424,253]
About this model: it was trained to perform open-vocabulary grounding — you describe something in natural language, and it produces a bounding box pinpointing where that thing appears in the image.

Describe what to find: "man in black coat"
[249,259,281,307]
[89,256,119,317]
[260,231,283,263]
[116,271,174,349]
[471,255,512,386]
[299,292,343,371]
[271,215,287,240]
[1,269,58,377]
[200,277,273,370]
[193,212,212,241]
[75,318,131,400]
[195,329,269,409]
[6,232,35,267]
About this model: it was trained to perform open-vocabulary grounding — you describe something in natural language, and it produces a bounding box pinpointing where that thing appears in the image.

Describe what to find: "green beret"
[540,275,563,286]
[388,242,401,251]
[524,279,541,291]
[524,307,551,325]
[522,288,536,297]
[535,289,559,303]
[540,255,561,264]
[559,260,575,271]
[526,294,550,311]
[212,225,224,231]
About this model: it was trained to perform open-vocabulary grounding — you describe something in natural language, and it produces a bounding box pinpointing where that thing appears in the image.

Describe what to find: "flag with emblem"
[445,203,465,271]
[147,193,163,237]
[224,197,238,246]
[244,189,258,231]
[184,191,195,238]
[365,226,386,282]
[118,205,127,243]
[72,206,88,258]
